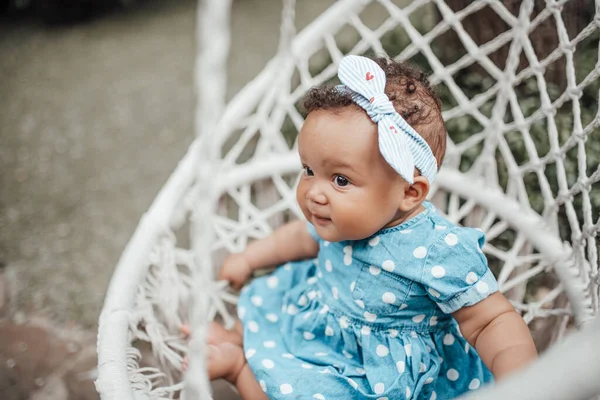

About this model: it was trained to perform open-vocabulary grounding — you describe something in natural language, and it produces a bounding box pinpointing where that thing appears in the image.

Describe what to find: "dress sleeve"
[420,227,499,314]
[306,221,320,242]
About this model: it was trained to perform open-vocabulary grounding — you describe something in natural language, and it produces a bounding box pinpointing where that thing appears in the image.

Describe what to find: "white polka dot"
[382,260,395,272]
[319,304,329,314]
[245,349,256,358]
[356,367,366,375]
[319,368,330,374]
[280,383,293,394]
[399,303,408,310]
[263,341,276,348]
[361,326,371,335]
[342,350,353,359]
[301,363,313,369]
[404,344,412,356]
[266,276,279,288]
[413,246,427,259]
[369,266,381,275]
[343,245,352,254]
[425,377,434,384]
[406,387,412,398]
[465,343,470,353]
[265,313,278,323]
[428,288,441,298]
[331,287,339,299]
[447,369,459,381]
[325,325,334,336]
[287,305,298,315]
[364,311,377,322]
[283,263,292,270]
[430,391,437,400]
[238,307,246,319]
[344,254,352,265]
[429,316,438,326]
[411,331,418,338]
[401,229,412,234]
[476,281,489,293]
[382,292,396,304]
[307,290,317,300]
[281,353,295,359]
[374,382,385,394]
[259,380,267,392]
[348,378,358,389]
[444,233,459,246]
[248,321,259,332]
[443,333,455,345]
[325,260,333,272]
[465,272,478,284]
[469,379,481,390]
[262,359,274,369]
[297,295,308,306]
[324,241,330,246]
[303,332,315,340]
[435,225,447,230]
[377,397,389,400]
[317,270,322,278]
[369,236,380,246]
[350,281,356,292]
[355,299,365,309]
[315,352,328,357]
[307,277,318,285]
[313,394,325,400]
[389,329,399,337]
[420,362,427,373]
[431,265,446,278]
[376,345,390,357]
[339,316,349,329]
[396,360,405,373]
[412,314,425,323]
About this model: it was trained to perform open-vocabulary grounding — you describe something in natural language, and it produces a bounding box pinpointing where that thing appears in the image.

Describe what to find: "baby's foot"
[180,321,243,346]
[208,321,243,346]
[208,342,246,383]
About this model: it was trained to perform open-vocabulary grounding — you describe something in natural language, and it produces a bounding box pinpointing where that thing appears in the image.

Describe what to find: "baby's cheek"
[336,203,374,236]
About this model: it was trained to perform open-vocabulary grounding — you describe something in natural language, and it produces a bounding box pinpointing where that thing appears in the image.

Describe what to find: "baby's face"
[297,107,409,242]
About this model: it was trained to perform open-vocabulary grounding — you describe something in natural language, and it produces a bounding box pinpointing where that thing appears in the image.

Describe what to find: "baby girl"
[201,55,537,399]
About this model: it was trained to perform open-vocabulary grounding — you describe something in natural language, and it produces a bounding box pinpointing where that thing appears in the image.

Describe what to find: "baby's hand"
[219,253,252,290]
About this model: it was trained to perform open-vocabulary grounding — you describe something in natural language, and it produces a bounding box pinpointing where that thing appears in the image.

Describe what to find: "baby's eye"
[334,175,350,187]
[303,166,314,176]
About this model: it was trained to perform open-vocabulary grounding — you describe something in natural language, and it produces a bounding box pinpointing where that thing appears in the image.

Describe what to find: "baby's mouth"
[312,213,332,225]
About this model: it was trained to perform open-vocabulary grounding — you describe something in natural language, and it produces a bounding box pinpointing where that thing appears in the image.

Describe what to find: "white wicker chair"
[96,0,600,398]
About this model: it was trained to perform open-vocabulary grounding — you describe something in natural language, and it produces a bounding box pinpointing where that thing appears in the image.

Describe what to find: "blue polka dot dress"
[238,203,499,399]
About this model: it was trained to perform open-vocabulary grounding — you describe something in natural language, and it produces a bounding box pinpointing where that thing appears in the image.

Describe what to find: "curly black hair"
[303,57,446,168]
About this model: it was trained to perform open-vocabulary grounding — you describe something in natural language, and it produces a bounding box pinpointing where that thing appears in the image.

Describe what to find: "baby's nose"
[307,186,327,205]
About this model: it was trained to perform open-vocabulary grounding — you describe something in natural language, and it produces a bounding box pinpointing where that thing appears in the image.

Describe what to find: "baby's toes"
[180,324,191,337]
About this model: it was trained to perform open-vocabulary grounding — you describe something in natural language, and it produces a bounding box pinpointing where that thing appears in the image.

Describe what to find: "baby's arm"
[452,292,538,379]
[220,220,319,288]
[244,219,319,270]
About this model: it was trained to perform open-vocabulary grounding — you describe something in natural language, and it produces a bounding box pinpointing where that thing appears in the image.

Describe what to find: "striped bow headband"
[337,55,437,185]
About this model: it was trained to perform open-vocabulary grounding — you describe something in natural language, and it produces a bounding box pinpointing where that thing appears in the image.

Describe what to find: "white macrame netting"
[96,0,600,399]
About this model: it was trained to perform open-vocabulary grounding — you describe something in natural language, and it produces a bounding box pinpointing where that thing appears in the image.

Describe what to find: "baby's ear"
[398,175,429,212]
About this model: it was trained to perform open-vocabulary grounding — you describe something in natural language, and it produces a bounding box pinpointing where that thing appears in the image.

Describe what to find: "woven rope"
[97,0,600,398]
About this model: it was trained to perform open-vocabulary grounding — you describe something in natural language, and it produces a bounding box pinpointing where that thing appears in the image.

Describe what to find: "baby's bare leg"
[209,343,267,400]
